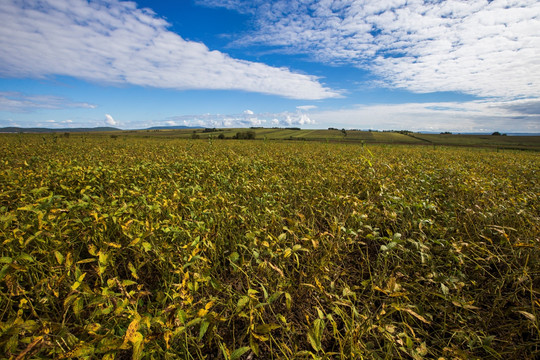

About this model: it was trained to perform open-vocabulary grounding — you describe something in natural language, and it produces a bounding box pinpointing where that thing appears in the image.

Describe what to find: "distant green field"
[114,128,540,150]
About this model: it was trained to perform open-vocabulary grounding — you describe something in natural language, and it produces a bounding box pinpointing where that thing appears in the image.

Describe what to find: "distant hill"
[0,126,120,133]
[144,125,198,130]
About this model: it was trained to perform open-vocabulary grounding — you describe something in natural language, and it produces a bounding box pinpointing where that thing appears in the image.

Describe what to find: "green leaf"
[268,291,283,304]
[230,346,251,360]
[441,283,449,295]
[186,317,202,328]
[199,320,210,340]
[285,292,292,310]
[229,252,239,262]
[73,297,84,315]
[254,323,280,334]
[237,296,250,311]
[17,253,34,262]
[0,257,13,263]
[307,330,320,352]
[249,335,259,356]
[0,265,11,282]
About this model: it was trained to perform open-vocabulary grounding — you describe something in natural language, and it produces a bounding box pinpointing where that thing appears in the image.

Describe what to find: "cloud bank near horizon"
[136,98,540,133]
[161,110,316,129]
[3,98,538,133]
[310,99,540,133]
[0,0,339,100]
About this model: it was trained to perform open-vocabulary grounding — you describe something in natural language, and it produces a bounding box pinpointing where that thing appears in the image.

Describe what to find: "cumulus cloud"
[0,0,339,100]
[0,92,96,112]
[162,110,315,128]
[105,114,118,126]
[201,0,540,100]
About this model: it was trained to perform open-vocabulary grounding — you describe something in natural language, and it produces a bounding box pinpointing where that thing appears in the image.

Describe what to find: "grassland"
[0,134,538,359]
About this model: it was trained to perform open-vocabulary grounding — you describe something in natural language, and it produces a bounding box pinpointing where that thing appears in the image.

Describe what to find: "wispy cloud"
[201,0,540,100]
[0,0,339,100]
[296,105,317,111]
[0,92,96,112]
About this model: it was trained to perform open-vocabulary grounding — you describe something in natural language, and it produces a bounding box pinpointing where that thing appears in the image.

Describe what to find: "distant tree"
[191,132,200,139]
[341,128,347,137]
[492,131,502,136]
[235,131,256,140]
[218,133,225,139]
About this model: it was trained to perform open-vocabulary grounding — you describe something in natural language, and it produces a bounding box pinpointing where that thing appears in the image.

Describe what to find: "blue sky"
[1,0,539,132]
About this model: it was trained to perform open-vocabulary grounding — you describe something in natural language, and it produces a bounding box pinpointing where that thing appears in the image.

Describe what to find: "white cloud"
[0,92,96,112]
[105,114,118,126]
[205,0,540,100]
[296,105,317,111]
[162,110,315,128]
[309,99,540,133]
[243,109,254,115]
[0,0,339,100]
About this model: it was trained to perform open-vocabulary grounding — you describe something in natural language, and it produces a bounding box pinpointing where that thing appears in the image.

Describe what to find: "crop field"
[117,128,540,150]
[0,134,539,359]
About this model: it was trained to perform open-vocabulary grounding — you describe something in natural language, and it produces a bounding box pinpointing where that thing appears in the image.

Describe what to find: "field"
[117,128,540,151]
[0,133,539,359]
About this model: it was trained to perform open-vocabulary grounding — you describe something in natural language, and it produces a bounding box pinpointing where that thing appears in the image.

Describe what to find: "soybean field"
[0,134,538,359]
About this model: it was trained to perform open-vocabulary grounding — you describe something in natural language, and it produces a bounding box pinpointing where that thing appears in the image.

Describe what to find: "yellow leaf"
[131,332,144,360]
[393,305,431,324]
[65,252,73,268]
[105,242,122,248]
[517,311,536,322]
[128,262,139,279]
[205,301,215,310]
[164,331,172,349]
[37,211,44,230]
[54,251,64,265]
[122,314,141,349]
